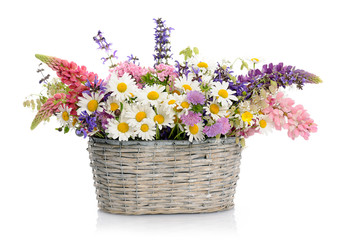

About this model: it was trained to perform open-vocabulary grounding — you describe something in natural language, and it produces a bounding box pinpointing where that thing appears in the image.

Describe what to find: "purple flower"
[78,111,97,133]
[76,128,87,138]
[98,111,114,130]
[93,30,118,65]
[127,54,140,64]
[153,18,174,66]
[187,91,205,105]
[180,112,202,126]
[83,76,107,95]
[217,117,231,135]
[203,117,231,137]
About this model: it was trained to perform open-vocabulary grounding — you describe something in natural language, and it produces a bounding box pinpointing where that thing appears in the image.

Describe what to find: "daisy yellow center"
[154,114,164,124]
[181,101,190,109]
[182,84,192,91]
[218,89,228,98]
[210,104,219,114]
[135,111,147,122]
[168,99,176,105]
[140,124,149,132]
[117,122,129,133]
[189,124,199,135]
[87,100,98,112]
[259,119,267,128]
[147,91,159,100]
[117,82,127,93]
[251,58,259,63]
[62,111,69,121]
[241,111,253,123]
[110,102,119,111]
[197,62,208,68]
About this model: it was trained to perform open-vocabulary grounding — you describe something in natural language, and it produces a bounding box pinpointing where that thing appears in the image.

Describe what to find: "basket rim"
[89,136,237,146]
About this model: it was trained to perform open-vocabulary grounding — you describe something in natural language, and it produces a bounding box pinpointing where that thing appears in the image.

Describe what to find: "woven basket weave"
[88,137,242,215]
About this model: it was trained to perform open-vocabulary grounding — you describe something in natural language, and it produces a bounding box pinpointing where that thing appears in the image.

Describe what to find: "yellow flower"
[241,111,253,123]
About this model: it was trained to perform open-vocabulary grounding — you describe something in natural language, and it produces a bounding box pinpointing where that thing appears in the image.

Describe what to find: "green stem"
[174,130,185,140]
[156,125,160,140]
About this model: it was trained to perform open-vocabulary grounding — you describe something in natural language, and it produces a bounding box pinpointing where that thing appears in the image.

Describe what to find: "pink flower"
[109,61,149,88]
[155,64,178,83]
[263,92,317,140]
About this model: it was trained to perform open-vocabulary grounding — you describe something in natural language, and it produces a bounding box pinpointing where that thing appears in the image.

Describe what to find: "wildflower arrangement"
[25,18,321,146]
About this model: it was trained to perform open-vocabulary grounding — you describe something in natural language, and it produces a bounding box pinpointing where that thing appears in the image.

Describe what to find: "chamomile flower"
[107,116,135,141]
[125,103,155,127]
[56,104,72,127]
[175,95,192,116]
[135,118,156,141]
[153,105,174,130]
[162,93,180,111]
[248,57,264,69]
[105,96,121,113]
[185,122,204,142]
[204,100,229,120]
[211,82,238,107]
[77,92,104,115]
[137,85,167,107]
[257,114,273,135]
[108,72,137,102]
[174,75,200,93]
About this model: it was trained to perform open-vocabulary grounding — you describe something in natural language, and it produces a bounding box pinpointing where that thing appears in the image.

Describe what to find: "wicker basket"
[88,137,242,215]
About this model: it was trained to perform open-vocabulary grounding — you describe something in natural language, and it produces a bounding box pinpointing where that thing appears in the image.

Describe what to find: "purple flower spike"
[153,18,174,66]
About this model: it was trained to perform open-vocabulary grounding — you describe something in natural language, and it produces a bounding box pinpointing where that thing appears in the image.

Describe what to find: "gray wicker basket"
[88,137,242,215]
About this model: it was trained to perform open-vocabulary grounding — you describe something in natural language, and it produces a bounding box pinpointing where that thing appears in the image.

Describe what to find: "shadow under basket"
[88,137,242,215]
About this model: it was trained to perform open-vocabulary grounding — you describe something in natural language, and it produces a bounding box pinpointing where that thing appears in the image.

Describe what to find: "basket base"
[97,202,235,215]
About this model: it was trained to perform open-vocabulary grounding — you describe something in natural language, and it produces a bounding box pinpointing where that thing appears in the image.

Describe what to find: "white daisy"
[174,75,200,93]
[107,72,137,102]
[185,122,204,142]
[211,82,238,107]
[125,103,155,127]
[136,85,167,107]
[106,116,135,141]
[105,96,121,114]
[175,95,192,116]
[77,92,104,115]
[135,118,156,141]
[56,104,72,127]
[257,114,273,135]
[162,93,181,112]
[153,105,175,130]
[204,100,229,120]
[248,57,264,69]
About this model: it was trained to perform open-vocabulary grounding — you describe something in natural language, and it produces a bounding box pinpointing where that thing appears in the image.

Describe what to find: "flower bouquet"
[25,18,321,214]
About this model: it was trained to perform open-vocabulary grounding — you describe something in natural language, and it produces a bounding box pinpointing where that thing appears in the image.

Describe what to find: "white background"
[1,0,337,239]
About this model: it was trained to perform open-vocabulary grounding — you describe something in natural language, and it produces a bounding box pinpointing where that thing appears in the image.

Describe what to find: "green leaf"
[191,104,204,113]
[240,60,249,70]
[179,47,193,61]
[270,80,277,87]
[193,47,199,55]
[64,125,70,134]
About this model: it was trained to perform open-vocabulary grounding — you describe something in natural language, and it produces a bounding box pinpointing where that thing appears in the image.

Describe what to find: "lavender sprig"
[153,18,174,66]
[93,30,118,68]
[127,54,140,65]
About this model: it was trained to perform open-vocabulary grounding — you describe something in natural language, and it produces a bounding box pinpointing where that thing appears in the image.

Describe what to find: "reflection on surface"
[96,209,238,238]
